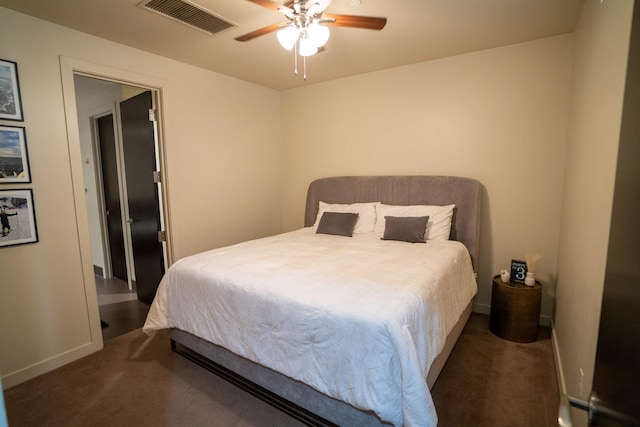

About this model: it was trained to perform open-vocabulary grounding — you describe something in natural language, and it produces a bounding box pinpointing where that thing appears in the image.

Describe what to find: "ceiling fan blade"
[235,22,283,41]
[323,14,387,30]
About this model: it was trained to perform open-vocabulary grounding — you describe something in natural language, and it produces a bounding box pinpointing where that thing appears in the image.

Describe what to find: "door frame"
[60,57,173,347]
[92,107,116,280]
[90,106,134,284]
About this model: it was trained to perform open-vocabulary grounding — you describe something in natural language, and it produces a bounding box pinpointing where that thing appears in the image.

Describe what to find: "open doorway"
[73,75,167,341]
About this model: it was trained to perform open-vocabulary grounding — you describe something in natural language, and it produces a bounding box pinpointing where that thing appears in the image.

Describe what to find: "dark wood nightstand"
[489,275,542,343]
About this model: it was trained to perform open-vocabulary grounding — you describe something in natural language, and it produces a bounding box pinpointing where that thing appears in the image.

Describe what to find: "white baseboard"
[550,318,566,395]
[473,301,491,315]
[1,341,102,390]
[539,315,551,327]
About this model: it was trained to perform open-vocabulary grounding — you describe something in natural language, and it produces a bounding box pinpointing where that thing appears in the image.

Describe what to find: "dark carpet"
[99,299,150,342]
[4,314,559,427]
[431,314,559,427]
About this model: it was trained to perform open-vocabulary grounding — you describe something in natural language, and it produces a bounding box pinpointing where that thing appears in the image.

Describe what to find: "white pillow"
[374,203,455,240]
[314,201,380,234]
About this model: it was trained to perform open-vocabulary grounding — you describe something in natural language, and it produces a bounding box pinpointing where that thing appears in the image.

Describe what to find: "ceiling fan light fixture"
[298,35,319,56]
[277,25,299,50]
[236,0,387,79]
[308,22,330,47]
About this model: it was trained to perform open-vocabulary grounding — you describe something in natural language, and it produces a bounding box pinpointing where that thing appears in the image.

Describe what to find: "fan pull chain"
[291,40,309,80]
[294,42,298,76]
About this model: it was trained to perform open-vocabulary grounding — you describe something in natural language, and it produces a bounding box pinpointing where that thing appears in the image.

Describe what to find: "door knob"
[559,392,638,426]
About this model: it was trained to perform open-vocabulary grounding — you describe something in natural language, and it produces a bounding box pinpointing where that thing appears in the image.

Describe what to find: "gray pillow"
[316,212,359,237]
[382,216,429,243]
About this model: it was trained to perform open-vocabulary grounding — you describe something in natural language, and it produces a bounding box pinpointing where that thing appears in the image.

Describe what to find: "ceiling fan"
[235,0,387,78]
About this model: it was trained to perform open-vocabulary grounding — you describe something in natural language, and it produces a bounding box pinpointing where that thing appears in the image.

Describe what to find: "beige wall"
[1,1,634,399]
[0,8,282,387]
[281,34,574,321]
[554,0,633,418]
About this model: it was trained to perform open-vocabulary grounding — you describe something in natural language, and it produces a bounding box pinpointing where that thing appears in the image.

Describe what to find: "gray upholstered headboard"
[305,176,482,271]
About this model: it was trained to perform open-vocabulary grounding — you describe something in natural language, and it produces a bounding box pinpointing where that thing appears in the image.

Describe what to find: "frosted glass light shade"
[277,25,299,51]
[298,36,318,56]
[307,22,330,47]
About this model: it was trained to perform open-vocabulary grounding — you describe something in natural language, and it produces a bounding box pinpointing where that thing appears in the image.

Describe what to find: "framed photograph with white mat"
[0,189,38,247]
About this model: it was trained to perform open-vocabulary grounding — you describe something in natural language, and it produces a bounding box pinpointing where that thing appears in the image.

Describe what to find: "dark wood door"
[589,4,640,425]
[120,91,164,305]
[97,114,128,282]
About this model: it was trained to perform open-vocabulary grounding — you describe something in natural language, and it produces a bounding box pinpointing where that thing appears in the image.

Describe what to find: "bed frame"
[170,175,482,426]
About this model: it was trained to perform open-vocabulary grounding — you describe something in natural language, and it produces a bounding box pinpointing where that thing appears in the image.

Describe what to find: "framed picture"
[0,59,24,121]
[0,189,38,247]
[0,125,31,183]
[510,259,528,283]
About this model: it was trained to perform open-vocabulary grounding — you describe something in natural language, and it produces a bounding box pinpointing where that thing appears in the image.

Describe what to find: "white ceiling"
[1,0,585,90]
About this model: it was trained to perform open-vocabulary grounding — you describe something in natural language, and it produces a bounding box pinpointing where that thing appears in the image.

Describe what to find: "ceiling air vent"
[140,0,235,35]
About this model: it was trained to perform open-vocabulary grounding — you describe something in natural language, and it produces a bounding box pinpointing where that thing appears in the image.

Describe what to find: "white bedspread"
[143,228,477,427]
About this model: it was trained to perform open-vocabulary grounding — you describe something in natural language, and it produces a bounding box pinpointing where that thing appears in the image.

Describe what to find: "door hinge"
[153,170,162,183]
[158,230,166,242]
[148,109,157,122]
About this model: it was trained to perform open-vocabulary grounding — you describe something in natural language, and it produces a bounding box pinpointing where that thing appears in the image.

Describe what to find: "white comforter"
[143,228,477,427]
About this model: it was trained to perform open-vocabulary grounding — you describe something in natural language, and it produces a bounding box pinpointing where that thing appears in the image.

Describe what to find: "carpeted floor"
[96,276,150,342]
[99,299,150,342]
[4,314,559,427]
[431,315,559,427]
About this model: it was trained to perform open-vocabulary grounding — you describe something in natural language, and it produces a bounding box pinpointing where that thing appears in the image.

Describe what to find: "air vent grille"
[141,0,235,35]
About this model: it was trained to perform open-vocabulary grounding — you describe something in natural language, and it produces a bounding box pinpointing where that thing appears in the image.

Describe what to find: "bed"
[143,175,482,427]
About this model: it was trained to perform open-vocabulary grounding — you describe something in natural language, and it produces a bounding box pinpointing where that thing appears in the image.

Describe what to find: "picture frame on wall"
[0,125,31,183]
[0,189,38,248]
[0,59,24,122]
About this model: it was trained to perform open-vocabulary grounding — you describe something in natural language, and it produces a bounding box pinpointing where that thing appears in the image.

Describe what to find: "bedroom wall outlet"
[578,368,584,396]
